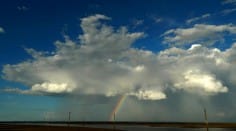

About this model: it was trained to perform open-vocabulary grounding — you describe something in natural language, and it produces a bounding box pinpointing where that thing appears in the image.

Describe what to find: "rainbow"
[109,95,127,121]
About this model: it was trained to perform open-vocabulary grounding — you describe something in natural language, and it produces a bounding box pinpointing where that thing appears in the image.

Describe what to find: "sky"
[1,0,236,122]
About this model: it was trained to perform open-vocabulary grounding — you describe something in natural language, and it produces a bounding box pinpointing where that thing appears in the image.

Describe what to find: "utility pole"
[204,108,209,131]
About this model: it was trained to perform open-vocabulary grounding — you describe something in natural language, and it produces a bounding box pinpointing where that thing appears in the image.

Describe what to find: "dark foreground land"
[1,122,236,131]
[0,124,121,131]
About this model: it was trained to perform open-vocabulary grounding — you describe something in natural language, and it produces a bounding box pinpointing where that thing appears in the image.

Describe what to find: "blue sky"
[1,0,236,121]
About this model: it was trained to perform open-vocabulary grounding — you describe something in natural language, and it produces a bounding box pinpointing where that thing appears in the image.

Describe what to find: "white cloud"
[162,24,236,46]
[186,13,211,24]
[2,87,40,95]
[17,6,29,11]
[134,65,145,72]
[31,82,73,93]
[221,8,236,15]
[221,0,236,15]
[0,27,5,33]
[157,43,234,93]
[152,17,163,23]
[148,15,163,24]
[222,0,236,5]
[3,14,236,101]
[154,18,163,23]
[174,69,228,95]
[131,19,144,28]
[130,90,166,100]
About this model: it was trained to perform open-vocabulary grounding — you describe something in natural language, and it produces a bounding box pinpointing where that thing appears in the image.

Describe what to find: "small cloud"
[161,24,236,46]
[0,27,5,33]
[155,18,163,23]
[131,19,144,28]
[17,6,29,11]
[2,87,40,95]
[149,14,179,27]
[154,18,163,23]
[221,8,236,15]
[186,13,211,24]
[222,0,236,5]
[134,19,144,26]
[149,15,163,23]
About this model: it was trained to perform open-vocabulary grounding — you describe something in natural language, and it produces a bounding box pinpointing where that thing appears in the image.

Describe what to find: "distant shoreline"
[0,124,121,131]
[1,121,236,128]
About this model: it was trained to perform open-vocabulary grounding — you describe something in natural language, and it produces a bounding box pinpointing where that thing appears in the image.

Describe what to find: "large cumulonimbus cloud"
[2,14,236,100]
